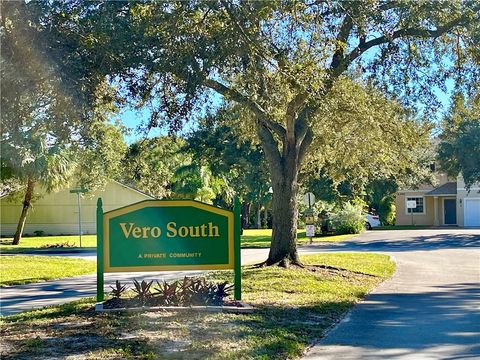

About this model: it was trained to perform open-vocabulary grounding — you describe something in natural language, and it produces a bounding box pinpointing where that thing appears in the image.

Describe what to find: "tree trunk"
[262,205,268,228]
[12,177,36,245]
[256,203,262,229]
[241,201,250,229]
[257,114,314,267]
[266,147,301,266]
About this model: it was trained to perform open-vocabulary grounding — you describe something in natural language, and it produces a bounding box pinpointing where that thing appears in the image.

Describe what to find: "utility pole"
[70,188,88,247]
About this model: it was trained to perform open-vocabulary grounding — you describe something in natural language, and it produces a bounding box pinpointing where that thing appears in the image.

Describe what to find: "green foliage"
[438,94,480,189]
[75,121,128,192]
[132,279,153,305]
[15,0,479,257]
[0,256,96,286]
[366,179,399,225]
[1,3,77,191]
[122,136,189,198]
[379,202,396,226]
[109,277,233,307]
[184,110,271,211]
[331,202,366,234]
[1,130,75,193]
[0,3,128,245]
[110,280,127,299]
[304,78,436,192]
[171,163,226,203]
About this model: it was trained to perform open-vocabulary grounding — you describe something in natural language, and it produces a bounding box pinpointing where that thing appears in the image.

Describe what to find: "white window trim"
[405,196,426,215]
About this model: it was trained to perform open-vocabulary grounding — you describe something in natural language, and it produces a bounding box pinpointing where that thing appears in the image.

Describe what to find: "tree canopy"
[438,93,480,189]
[0,2,128,244]
[12,0,480,263]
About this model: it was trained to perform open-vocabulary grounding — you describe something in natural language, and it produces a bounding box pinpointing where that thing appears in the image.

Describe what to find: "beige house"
[0,181,154,236]
[396,174,480,227]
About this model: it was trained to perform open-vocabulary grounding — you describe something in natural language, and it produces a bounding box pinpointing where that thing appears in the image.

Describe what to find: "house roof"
[112,180,156,199]
[0,180,156,200]
[425,182,457,196]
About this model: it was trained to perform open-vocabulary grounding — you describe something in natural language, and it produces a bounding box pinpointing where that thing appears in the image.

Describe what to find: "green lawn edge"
[1,252,395,360]
[0,229,358,254]
[0,255,96,286]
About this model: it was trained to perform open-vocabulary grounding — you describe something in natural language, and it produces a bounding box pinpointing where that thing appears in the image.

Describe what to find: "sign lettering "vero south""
[96,199,241,302]
[119,222,220,239]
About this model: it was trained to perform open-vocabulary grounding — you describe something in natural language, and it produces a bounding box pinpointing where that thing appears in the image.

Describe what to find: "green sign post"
[96,198,241,302]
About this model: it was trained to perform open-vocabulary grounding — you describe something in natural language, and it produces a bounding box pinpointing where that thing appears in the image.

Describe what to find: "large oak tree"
[37,0,479,265]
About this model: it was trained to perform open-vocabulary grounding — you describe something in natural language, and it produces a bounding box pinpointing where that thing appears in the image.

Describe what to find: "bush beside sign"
[96,198,241,302]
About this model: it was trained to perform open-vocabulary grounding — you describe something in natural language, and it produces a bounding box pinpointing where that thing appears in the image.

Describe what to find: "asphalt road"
[303,229,480,360]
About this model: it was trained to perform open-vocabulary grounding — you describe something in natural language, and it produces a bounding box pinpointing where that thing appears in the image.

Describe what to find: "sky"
[119,82,455,144]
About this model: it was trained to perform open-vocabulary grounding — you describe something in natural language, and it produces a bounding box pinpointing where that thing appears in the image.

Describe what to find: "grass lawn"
[0,253,395,359]
[0,229,356,253]
[0,256,96,286]
[242,228,358,248]
[0,235,97,253]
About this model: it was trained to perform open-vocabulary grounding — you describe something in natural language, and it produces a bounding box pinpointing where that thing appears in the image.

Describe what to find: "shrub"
[132,279,153,305]
[104,277,233,308]
[40,242,76,249]
[332,202,365,234]
[110,280,127,298]
[379,202,396,225]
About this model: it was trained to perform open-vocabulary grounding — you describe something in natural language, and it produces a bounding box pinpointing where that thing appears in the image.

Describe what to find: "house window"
[406,197,425,214]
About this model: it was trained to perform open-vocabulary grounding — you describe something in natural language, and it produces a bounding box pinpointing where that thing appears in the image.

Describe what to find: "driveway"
[304,229,480,360]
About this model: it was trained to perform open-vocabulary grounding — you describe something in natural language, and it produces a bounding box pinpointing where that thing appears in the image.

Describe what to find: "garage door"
[464,199,480,227]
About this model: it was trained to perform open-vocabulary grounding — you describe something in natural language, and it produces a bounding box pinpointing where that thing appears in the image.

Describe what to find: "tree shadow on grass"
[2,299,356,360]
[241,234,272,248]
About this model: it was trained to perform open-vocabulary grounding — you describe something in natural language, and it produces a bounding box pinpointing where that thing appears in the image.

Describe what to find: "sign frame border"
[102,199,235,273]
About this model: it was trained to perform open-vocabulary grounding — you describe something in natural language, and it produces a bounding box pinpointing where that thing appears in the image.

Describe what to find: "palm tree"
[1,130,73,245]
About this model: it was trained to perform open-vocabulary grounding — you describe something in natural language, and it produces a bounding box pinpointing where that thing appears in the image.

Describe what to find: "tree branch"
[257,122,283,176]
[204,78,286,138]
[220,0,303,91]
[294,112,310,146]
[330,14,353,71]
[220,0,265,58]
[347,8,479,64]
[286,91,309,141]
[297,128,314,165]
[203,78,264,116]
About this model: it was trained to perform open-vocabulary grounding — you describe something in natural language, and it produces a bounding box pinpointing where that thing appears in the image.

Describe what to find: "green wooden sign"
[96,198,241,302]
